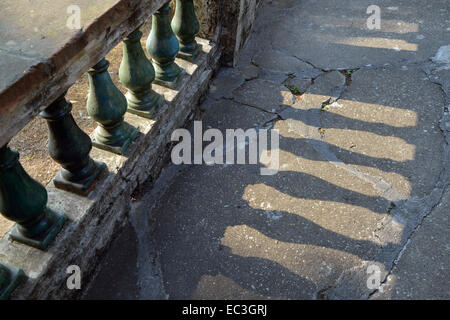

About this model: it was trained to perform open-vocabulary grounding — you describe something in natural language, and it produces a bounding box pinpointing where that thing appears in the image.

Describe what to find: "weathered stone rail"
[0,0,261,299]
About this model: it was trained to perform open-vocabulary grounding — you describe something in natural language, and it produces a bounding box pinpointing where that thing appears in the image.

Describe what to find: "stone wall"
[234,0,262,63]
[194,0,262,66]
[194,0,221,42]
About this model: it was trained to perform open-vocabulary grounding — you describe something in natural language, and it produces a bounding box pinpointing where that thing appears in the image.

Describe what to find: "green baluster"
[40,94,106,195]
[119,28,164,118]
[0,145,66,250]
[171,0,200,61]
[146,2,185,88]
[0,263,25,300]
[87,58,139,155]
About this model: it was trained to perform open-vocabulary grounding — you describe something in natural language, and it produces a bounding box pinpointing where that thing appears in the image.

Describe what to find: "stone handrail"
[0,0,170,147]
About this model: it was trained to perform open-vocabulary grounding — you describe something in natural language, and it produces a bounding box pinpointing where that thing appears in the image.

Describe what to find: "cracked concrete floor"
[85,0,450,299]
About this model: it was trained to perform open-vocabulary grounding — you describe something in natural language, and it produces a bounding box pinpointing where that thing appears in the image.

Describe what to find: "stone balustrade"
[0,0,260,299]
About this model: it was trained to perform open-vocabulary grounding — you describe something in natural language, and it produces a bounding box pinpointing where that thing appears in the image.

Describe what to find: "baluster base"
[153,67,186,89]
[53,160,107,196]
[126,90,164,119]
[177,42,201,62]
[9,208,66,250]
[91,122,139,155]
[0,264,25,300]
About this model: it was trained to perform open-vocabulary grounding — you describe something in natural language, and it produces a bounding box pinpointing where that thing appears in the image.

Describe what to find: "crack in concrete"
[291,57,449,299]
[229,48,449,299]
[220,96,283,116]
[369,66,450,295]
[270,43,326,73]
[422,63,450,106]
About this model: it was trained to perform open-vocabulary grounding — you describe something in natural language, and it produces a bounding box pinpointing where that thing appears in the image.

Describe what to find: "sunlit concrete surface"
[84,0,449,299]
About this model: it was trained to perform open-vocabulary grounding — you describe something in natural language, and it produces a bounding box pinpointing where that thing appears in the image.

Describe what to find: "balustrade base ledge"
[177,43,201,62]
[8,209,66,251]
[91,124,140,155]
[126,94,165,119]
[153,68,186,90]
[53,161,107,196]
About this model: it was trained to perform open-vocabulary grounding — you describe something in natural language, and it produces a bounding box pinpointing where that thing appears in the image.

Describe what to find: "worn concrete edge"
[0,40,221,300]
